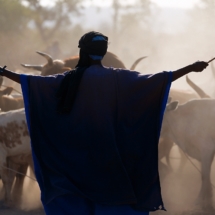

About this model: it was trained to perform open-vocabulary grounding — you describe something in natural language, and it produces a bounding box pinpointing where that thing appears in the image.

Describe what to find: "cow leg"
[159,138,174,167]
[12,163,28,206]
[21,155,36,200]
[28,155,34,175]
[0,155,15,207]
[177,147,188,172]
[197,145,215,210]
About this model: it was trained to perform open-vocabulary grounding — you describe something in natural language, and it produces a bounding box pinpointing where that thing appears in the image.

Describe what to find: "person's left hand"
[190,61,208,72]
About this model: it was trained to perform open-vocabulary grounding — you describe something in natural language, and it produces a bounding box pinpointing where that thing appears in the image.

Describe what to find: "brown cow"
[21,51,146,76]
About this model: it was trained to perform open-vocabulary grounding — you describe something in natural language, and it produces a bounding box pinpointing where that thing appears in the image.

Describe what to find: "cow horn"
[130,56,147,70]
[211,61,215,79]
[0,76,3,87]
[21,64,43,72]
[36,51,53,65]
[2,87,13,95]
[186,75,210,98]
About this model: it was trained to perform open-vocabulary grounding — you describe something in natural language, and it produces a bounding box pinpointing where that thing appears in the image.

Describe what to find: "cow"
[161,98,215,209]
[159,81,211,171]
[21,51,146,76]
[6,154,34,206]
[0,87,24,112]
[169,88,203,104]
[0,76,3,87]
[0,108,32,207]
[0,74,24,112]
[184,61,215,98]
[211,61,215,79]
[185,75,210,99]
[159,88,201,171]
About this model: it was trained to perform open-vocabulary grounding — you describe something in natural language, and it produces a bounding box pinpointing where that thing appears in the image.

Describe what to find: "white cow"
[159,88,203,169]
[169,88,203,104]
[161,98,215,208]
[0,108,32,207]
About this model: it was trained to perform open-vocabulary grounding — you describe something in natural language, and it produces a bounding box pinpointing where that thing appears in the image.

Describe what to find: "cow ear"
[167,96,172,104]
[166,101,178,111]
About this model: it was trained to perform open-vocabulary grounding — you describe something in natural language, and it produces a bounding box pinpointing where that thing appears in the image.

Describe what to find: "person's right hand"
[190,61,208,72]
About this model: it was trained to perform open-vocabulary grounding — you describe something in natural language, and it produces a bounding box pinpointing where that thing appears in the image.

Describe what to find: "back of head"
[77,31,108,67]
[56,31,108,114]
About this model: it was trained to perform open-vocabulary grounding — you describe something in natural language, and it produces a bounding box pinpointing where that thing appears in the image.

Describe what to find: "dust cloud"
[20,168,42,211]
[0,1,215,214]
[155,146,215,215]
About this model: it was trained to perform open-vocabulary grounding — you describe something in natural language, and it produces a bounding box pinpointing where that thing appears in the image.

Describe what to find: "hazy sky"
[40,0,202,9]
[151,0,201,8]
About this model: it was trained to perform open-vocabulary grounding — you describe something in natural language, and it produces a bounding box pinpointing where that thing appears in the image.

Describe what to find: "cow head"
[21,51,71,76]
[165,100,179,112]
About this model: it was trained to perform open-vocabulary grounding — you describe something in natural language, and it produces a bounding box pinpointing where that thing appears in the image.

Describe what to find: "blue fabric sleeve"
[20,74,46,198]
[158,71,172,134]
[20,74,31,133]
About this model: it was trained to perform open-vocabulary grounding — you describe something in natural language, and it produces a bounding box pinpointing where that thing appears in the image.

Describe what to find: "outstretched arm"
[0,66,21,84]
[172,61,208,82]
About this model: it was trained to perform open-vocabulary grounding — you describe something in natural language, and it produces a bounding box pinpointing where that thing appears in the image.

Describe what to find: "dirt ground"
[0,145,215,215]
[0,169,45,215]
[0,209,45,215]
[153,145,215,215]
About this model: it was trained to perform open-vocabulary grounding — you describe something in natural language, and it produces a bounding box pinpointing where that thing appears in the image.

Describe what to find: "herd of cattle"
[0,51,214,210]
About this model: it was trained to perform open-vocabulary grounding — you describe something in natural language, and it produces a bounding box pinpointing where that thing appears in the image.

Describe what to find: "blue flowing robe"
[20,65,172,214]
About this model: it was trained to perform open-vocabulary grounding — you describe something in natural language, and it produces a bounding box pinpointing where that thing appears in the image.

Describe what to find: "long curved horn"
[211,62,215,79]
[130,56,147,70]
[186,75,210,98]
[21,64,43,71]
[0,76,3,87]
[36,51,53,65]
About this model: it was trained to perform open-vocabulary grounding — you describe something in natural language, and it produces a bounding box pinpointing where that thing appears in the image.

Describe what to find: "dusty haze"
[0,1,215,214]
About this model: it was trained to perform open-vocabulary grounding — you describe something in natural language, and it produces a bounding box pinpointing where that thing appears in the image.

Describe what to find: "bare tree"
[0,0,31,33]
[110,0,152,49]
[21,0,85,42]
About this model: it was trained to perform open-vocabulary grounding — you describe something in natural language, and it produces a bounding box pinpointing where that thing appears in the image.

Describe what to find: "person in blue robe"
[0,31,208,215]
